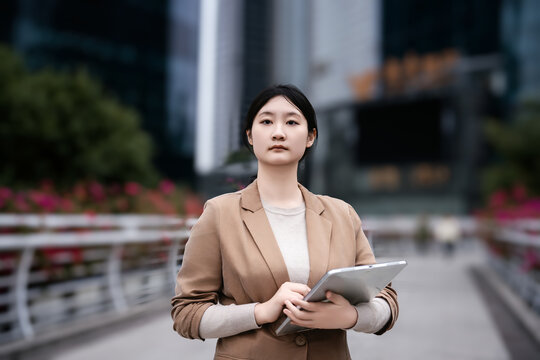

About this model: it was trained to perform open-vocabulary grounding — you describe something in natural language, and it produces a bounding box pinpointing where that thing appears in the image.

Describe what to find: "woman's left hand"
[283,291,358,329]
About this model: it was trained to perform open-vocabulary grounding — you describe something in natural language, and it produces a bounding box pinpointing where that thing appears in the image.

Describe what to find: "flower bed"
[0,180,204,218]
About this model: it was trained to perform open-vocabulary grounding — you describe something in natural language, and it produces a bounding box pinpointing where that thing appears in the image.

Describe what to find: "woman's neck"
[256,163,303,209]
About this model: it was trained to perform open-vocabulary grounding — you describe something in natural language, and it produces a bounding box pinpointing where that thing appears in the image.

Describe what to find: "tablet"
[275,260,407,336]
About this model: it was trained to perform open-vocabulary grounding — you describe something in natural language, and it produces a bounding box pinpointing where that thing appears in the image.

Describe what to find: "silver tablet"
[275,260,407,336]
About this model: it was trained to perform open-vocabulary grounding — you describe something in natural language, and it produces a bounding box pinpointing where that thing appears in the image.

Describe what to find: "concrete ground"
[346,248,510,359]
[41,239,518,360]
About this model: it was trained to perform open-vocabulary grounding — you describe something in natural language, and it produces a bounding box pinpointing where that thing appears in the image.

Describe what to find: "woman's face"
[246,96,316,167]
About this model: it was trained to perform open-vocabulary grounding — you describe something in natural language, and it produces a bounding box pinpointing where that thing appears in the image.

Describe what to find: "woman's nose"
[272,124,286,140]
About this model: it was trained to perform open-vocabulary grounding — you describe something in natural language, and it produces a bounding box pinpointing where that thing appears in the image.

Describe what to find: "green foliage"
[482,99,540,197]
[0,45,158,188]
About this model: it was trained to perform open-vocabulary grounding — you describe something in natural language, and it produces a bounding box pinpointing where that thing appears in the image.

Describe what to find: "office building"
[308,0,506,213]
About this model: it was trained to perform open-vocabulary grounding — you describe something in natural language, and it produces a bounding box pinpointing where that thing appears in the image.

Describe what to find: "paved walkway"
[51,241,509,360]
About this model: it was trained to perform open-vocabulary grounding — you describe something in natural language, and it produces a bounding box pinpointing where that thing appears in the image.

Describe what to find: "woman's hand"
[283,291,358,329]
[254,282,311,325]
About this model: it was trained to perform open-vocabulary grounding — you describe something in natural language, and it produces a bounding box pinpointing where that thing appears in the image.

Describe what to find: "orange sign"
[350,49,460,100]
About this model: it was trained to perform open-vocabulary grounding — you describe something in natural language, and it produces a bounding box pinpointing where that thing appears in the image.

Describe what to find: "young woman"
[171,85,398,359]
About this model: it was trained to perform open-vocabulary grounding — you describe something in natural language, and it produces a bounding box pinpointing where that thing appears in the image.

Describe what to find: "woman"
[171,85,398,359]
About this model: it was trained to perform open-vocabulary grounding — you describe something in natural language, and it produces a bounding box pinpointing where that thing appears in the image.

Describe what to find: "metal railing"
[484,218,540,314]
[1,212,515,352]
[0,214,195,348]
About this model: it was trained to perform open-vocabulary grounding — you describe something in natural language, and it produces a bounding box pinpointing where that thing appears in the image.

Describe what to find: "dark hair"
[242,84,318,161]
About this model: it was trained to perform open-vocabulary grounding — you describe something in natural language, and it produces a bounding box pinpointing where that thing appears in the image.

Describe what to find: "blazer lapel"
[240,181,332,290]
[300,185,332,288]
[240,181,289,289]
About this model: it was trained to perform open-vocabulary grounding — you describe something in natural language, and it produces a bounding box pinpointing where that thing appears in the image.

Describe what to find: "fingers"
[283,292,357,330]
[326,291,348,305]
[282,282,311,296]
[283,300,314,325]
[290,298,317,311]
[288,291,349,309]
[271,283,310,310]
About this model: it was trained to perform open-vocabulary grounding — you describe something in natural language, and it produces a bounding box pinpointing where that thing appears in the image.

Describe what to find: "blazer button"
[295,334,306,346]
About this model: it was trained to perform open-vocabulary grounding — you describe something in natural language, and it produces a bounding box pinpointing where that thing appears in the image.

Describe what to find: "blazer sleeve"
[171,200,222,340]
[348,205,399,335]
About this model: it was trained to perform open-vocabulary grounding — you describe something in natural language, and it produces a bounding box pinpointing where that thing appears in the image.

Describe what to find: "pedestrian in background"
[171,85,399,359]
[434,214,461,256]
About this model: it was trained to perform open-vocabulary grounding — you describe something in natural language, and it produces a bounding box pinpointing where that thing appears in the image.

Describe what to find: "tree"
[0,45,158,188]
[483,100,540,197]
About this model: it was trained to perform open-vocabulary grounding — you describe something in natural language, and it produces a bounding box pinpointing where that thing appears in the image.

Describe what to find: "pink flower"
[0,187,13,200]
[523,199,540,214]
[29,191,58,212]
[28,191,41,204]
[159,179,175,195]
[14,194,30,212]
[489,190,508,208]
[89,181,105,202]
[512,184,527,203]
[39,195,58,212]
[124,182,141,196]
[60,198,75,212]
[494,209,514,221]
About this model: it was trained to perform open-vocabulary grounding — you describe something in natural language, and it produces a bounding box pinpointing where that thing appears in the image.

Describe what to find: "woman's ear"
[306,129,317,148]
[246,129,253,145]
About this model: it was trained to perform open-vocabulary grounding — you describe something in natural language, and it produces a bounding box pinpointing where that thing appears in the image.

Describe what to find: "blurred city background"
[0,0,539,359]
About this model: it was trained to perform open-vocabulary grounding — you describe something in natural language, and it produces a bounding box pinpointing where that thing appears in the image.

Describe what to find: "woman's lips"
[270,145,287,150]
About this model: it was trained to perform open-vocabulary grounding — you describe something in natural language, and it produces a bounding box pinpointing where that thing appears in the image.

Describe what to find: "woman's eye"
[286,120,298,125]
[260,119,272,125]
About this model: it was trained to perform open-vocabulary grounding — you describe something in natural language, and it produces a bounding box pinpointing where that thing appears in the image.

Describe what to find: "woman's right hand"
[254,282,311,325]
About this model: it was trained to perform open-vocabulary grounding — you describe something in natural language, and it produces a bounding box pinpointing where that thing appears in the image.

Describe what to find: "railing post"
[107,244,127,312]
[168,239,181,288]
[15,247,35,339]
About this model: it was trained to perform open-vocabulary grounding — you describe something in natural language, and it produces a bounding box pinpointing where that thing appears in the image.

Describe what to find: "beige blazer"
[171,180,398,360]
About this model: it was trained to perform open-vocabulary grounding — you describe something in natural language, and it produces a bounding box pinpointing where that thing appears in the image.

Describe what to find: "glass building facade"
[239,0,274,125]
[382,0,501,58]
